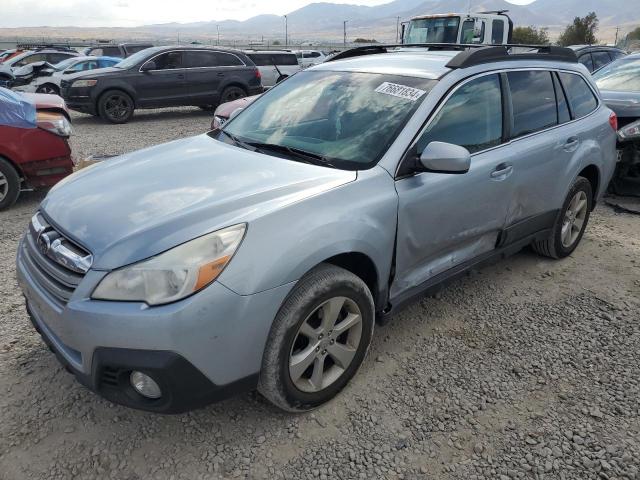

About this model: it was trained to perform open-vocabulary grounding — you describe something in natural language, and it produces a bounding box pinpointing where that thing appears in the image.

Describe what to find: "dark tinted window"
[46,53,74,63]
[507,71,557,137]
[216,52,243,66]
[101,46,123,57]
[416,74,502,154]
[491,19,504,44]
[152,51,183,69]
[559,72,598,118]
[578,54,594,72]
[184,50,218,68]
[592,51,612,70]
[553,73,571,124]
[125,45,152,54]
[610,50,626,60]
[249,53,298,66]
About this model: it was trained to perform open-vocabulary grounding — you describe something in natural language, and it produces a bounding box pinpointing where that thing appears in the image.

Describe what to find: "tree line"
[512,12,601,46]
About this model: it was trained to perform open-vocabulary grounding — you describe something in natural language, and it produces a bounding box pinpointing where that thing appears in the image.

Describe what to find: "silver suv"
[17,45,617,413]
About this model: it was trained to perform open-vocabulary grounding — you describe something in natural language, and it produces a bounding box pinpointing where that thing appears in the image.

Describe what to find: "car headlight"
[36,111,72,137]
[92,224,246,305]
[71,79,97,88]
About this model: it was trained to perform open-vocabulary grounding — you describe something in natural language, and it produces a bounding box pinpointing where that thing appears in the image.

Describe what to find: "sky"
[1,0,536,28]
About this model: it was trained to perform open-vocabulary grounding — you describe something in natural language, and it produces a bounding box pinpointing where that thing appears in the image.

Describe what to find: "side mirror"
[229,107,244,120]
[418,141,471,174]
[140,61,156,72]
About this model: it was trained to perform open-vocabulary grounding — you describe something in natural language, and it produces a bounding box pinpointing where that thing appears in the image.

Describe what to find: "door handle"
[490,163,513,179]
[177,73,185,79]
[217,72,225,77]
[564,137,579,152]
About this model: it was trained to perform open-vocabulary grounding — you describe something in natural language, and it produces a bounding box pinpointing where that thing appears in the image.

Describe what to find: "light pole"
[284,15,288,46]
[343,20,348,47]
[216,24,220,45]
[396,16,400,43]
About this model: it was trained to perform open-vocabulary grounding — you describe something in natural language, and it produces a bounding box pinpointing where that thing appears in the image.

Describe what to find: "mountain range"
[0,0,636,44]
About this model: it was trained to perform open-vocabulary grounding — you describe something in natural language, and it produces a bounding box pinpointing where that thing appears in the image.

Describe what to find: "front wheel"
[36,84,60,95]
[0,157,21,211]
[258,264,374,412]
[532,176,593,259]
[98,90,134,124]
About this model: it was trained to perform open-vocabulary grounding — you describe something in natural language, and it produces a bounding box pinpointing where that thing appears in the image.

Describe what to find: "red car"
[0,89,73,210]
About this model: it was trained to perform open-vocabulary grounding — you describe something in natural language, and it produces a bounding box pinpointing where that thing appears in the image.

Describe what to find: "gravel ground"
[1,108,639,480]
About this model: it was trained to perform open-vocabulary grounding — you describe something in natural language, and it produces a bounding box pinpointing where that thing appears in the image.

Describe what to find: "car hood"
[40,134,356,270]
[599,90,640,118]
[63,66,121,82]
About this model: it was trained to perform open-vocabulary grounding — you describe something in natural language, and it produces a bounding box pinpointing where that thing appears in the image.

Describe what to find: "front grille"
[21,212,91,305]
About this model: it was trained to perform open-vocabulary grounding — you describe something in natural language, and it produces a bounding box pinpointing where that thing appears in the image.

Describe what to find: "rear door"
[183,50,222,104]
[393,73,513,298]
[136,50,188,106]
[500,69,567,227]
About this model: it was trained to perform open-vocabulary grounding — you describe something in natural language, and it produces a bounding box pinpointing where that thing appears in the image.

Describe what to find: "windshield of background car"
[593,57,640,92]
[53,57,79,70]
[222,70,436,170]
[405,17,460,44]
[113,47,161,69]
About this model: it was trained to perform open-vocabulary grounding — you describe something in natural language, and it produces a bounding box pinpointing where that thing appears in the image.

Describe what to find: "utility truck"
[402,11,513,45]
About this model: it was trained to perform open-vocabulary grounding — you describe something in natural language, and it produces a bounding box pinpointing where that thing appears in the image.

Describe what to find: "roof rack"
[16,43,75,52]
[325,43,578,68]
[445,45,577,68]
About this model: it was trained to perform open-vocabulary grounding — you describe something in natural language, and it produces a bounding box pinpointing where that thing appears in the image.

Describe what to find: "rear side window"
[416,74,502,154]
[507,71,557,137]
[46,53,74,64]
[125,45,151,55]
[216,52,243,66]
[491,19,504,44]
[558,72,598,119]
[592,51,612,70]
[248,54,270,66]
[101,46,123,57]
[273,54,298,65]
[578,54,594,72]
[184,51,218,68]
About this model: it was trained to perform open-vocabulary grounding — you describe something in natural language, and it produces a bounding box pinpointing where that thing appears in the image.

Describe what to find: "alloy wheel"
[222,88,245,103]
[561,190,588,248]
[289,297,363,393]
[0,171,7,202]
[105,95,131,121]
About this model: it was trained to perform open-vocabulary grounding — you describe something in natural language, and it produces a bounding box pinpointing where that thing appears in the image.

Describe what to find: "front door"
[136,51,187,107]
[393,73,513,299]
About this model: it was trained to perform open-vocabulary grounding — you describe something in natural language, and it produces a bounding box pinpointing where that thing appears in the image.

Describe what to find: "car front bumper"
[17,239,294,413]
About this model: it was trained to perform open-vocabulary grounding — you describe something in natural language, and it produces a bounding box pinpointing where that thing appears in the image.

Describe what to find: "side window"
[578,54,594,72]
[215,53,243,66]
[610,50,626,60]
[274,54,298,66]
[552,73,571,124]
[102,46,122,57]
[592,51,611,70]
[461,20,475,43]
[152,51,183,70]
[184,51,218,68]
[558,72,598,119]
[491,19,504,44]
[89,48,103,56]
[125,45,150,55]
[507,70,557,137]
[310,52,321,58]
[247,54,269,66]
[416,74,502,154]
[47,53,73,64]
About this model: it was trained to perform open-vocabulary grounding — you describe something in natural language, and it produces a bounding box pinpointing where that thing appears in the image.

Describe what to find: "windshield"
[593,56,640,92]
[113,47,160,69]
[405,16,460,44]
[221,70,436,170]
[53,57,79,71]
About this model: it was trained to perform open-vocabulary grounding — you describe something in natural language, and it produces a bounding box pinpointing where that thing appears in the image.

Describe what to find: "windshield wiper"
[218,130,257,152]
[246,141,335,167]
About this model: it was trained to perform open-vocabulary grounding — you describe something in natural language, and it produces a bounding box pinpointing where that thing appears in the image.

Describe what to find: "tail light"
[254,68,261,80]
[609,111,618,132]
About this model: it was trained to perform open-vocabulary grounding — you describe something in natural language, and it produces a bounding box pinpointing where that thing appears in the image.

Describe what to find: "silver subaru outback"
[17,45,617,413]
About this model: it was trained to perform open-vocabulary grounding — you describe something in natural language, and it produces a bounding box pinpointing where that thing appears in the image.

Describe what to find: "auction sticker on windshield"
[375,82,427,101]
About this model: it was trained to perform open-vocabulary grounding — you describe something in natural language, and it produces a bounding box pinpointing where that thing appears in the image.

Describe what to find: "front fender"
[218,167,398,297]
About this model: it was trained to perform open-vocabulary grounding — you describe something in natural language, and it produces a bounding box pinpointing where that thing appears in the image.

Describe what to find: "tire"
[532,176,593,259]
[219,86,247,105]
[98,90,134,124]
[258,264,375,412]
[36,84,60,95]
[0,157,21,211]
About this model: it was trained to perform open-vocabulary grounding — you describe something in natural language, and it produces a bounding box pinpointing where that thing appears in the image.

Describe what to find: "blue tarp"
[0,87,36,129]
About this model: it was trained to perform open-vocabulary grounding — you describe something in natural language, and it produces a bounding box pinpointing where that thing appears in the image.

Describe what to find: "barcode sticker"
[374,82,427,101]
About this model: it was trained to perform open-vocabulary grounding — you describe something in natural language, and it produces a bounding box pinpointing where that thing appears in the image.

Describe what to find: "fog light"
[130,371,162,399]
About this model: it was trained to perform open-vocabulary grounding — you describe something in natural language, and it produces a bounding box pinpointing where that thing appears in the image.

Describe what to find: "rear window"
[507,71,557,137]
[592,51,612,70]
[249,53,298,66]
[578,54,594,72]
[559,72,598,118]
[593,57,640,92]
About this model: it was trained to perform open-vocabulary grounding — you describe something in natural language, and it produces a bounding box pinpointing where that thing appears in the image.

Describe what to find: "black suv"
[60,46,263,123]
[569,45,627,73]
